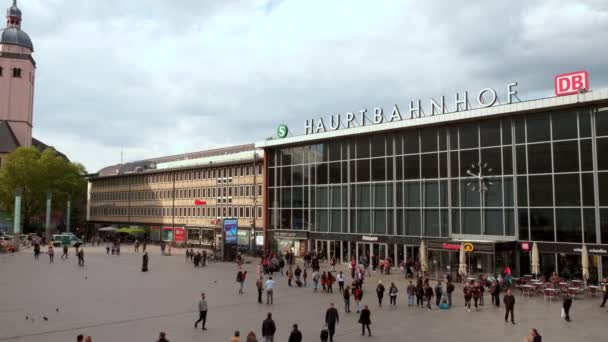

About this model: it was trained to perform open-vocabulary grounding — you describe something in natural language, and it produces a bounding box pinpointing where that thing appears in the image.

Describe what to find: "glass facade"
[267,106,608,246]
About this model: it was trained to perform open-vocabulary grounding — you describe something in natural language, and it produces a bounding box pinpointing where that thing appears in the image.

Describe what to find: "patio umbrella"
[531,242,540,278]
[419,240,428,274]
[581,245,589,281]
[98,227,117,232]
[458,243,467,277]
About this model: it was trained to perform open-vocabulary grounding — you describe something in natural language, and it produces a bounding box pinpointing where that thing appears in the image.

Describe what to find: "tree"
[0,147,87,231]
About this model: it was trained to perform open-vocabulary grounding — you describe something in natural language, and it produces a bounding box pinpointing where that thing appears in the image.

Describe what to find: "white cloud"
[10,0,606,172]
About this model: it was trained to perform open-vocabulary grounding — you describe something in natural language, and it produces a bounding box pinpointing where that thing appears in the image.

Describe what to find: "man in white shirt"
[265,276,275,305]
[336,271,345,294]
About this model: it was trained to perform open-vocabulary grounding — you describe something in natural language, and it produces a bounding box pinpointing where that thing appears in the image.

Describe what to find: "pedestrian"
[562,294,573,322]
[312,270,319,291]
[134,239,140,253]
[434,281,443,307]
[157,331,169,342]
[288,323,302,342]
[77,334,84,342]
[256,276,263,304]
[416,279,424,307]
[376,280,385,307]
[265,276,275,305]
[359,304,372,337]
[246,331,258,342]
[472,282,481,311]
[600,277,608,308]
[261,312,276,342]
[503,288,516,324]
[141,252,149,272]
[78,249,84,267]
[446,280,455,308]
[237,271,247,294]
[34,243,40,260]
[325,302,339,342]
[463,281,473,312]
[424,281,434,310]
[327,272,335,293]
[48,245,54,263]
[194,292,208,330]
[491,281,501,307]
[106,243,110,255]
[230,331,242,342]
[287,267,293,287]
[353,286,363,313]
[294,265,302,286]
[389,282,398,306]
[61,245,68,260]
[321,272,327,292]
[407,281,415,306]
[186,249,190,262]
[343,286,351,313]
[530,328,542,342]
[302,268,308,287]
[84,337,92,342]
[330,255,336,272]
[142,241,147,253]
[479,275,486,306]
[337,271,345,293]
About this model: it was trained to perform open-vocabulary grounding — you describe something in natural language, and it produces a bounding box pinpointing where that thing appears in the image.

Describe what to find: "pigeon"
[56,308,59,312]
[85,276,87,279]
[43,316,48,321]
[25,316,28,320]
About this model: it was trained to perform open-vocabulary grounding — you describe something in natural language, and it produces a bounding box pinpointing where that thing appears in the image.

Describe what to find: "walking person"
[472,282,481,311]
[288,323,302,342]
[446,280,455,308]
[343,286,351,313]
[376,280,385,307]
[434,281,443,307]
[48,245,54,263]
[503,288,516,324]
[359,305,372,337]
[312,270,320,291]
[265,276,275,305]
[237,271,247,294]
[61,245,68,260]
[415,279,424,307]
[302,268,308,287]
[34,243,40,260]
[389,282,398,306]
[407,281,415,306]
[325,302,339,342]
[353,286,364,313]
[424,281,434,310]
[463,281,473,312]
[294,266,302,287]
[141,252,149,272]
[261,312,276,342]
[337,271,345,293]
[77,249,84,267]
[194,293,208,330]
[157,331,169,342]
[246,331,258,342]
[256,276,263,304]
[230,331,242,342]
[491,281,501,307]
[600,277,608,308]
[562,294,573,322]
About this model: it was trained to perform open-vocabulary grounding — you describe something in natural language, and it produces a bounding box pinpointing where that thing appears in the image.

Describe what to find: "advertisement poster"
[150,226,161,241]
[223,219,238,245]
[237,230,249,246]
[174,227,185,242]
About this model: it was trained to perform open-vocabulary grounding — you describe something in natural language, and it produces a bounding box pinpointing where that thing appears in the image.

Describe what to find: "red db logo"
[554,71,589,96]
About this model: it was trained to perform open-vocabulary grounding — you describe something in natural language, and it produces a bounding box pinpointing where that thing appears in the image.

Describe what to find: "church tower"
[0,0,35,148]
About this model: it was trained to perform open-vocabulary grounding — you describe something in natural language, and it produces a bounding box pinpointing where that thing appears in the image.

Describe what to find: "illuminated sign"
[464,243,474,252]
[555,71,589,96]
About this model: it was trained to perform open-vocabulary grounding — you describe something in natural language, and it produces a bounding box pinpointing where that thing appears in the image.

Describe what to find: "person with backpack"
[407,281,416,306]
[336,271,345,293]
[294,266,302,286]
[359,305,372,337]
[325,302,339,342]
[288,324,302,342]
[389,282,398,306]
[376,280,385,307]
[446,281,455,308]
[472,282,481,311]
[237,271,247,294]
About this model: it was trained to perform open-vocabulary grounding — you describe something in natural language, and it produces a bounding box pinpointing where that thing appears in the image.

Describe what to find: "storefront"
[269,230,309,257]
[259,84,608,280]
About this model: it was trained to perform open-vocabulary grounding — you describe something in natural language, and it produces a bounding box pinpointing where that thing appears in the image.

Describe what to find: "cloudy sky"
[15,0,608,172]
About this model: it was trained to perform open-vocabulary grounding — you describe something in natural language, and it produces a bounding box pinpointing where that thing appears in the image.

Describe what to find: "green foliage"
[0,147,87,229]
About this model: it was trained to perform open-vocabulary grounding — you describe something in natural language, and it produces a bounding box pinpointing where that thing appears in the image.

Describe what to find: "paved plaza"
[0,246,605,342]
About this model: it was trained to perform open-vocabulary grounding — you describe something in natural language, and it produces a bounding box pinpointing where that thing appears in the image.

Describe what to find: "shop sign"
[521,242,530,251]
[174,227,185,242]
[442,243,461,251]
[573,247,607,254]
[273,230,308,239]
[277,124,289,138]
[194,199,207,206]
[464,243,474,252]
[362,236,379,242]
[304,83,519,135]
[555,71,589,96]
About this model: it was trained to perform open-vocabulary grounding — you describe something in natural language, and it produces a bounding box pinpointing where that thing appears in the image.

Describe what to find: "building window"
[245,186,250,197]
[245,207,250,218]
[239,207,244,218]
[13,68,21,78]
[257,206,263,219]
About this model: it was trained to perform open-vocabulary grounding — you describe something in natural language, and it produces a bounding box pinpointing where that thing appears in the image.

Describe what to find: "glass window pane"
[583,208,596,244]
[405,210,421,236]
[602,209,608,244]
[395,156,403,180]
[424,181,439,207]
[439,128,447,151]
[330,186,341,207]
[355,184,370,207]
[554,174,580,206]
[293,187,303,208]
[387,158,393,181]
[529,175,553,207]
[582,173,595,206]
[480,119,501,147]
[371,158,386,181]
[281,209,291,229]
[597,138,608,170]
[579,110,591,138]
[452,209,461,234]
[281,188,291,208]
[503,146,513,175]
[519,209,529,240]
[356,137,370,158]
[317,163,328,184]
[581,140,593,171]
[516,146,526,174]
[551,110,578,140]
[404,182,420,207]
[450,152,459,178]
[528,143,552,174]
[396,209,404,235]
[329,142,341,161]
[421,153,438,179]
[515,117,525,144]
[505,209,515,236]
[357,209,371,234]
[441,209,449,237]
[553,141,579,172]
[329,162,341,183]
[527,113,550,142]
[481,148,502,175]
[356,159,370,182]
[530,209,554,241]
[485,209,503,235]
[394,134,403,155]
[484,178,502,207]
[596,108,608,137]
[460,122,479,149]
[460,149,479,177]
[331,210,341,233]
[373,210,387,235]
[461,180,480,207]
[404,131,419,154]
[371,135,385,157]
[556,209,582,243]
[374,183,387,207]
[424,210,440,237]
[502,118,512,145]
[462,209,481,235]
[440,180,448,207]
[439,152,448,178]
[404,155,420,180]
[599,173,608,206]
[420,128,437,152]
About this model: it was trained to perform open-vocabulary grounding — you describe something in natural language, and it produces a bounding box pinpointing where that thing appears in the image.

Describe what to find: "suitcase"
[439,302,449,310]
[320,328,329,341]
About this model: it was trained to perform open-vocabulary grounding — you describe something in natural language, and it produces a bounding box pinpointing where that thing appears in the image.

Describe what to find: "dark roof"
[0,120,20,152]
[32,138,69,161]
[96,143,255,176]
[0,27,33,50]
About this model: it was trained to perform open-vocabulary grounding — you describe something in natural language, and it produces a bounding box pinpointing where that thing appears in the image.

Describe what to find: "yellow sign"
[464,243,474,252]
